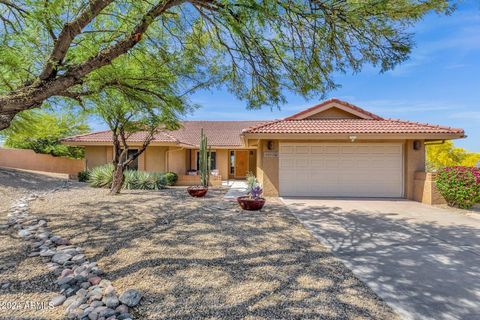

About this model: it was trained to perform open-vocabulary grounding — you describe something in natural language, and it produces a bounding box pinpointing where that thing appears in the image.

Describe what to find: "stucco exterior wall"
[307,107,360,119]
[167,147,187,175]
[86,146,170,172]
[85,146,109,169]
[404,140,426,200]
[144,146,168,172]
[256,140,280,197]
[413,172,447,205]
[0,148,84,175]
[216,149,229,178]
[256,139,426,199]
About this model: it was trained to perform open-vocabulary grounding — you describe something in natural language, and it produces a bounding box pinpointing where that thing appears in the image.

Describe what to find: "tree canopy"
[426,141,480,171]
[0,0,453,130]
[0,109,90,158]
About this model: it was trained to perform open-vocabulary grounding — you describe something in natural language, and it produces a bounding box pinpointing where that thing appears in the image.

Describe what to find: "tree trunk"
[110,164,125,194]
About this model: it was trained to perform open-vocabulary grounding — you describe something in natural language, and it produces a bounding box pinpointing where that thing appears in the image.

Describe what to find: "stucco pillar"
[257,140,279,197]
[404,140,426,200]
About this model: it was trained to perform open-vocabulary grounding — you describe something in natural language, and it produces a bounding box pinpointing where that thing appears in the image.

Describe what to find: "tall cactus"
[198,128,211,187]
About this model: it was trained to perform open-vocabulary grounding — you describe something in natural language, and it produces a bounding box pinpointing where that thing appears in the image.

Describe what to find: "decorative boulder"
[119,289,142,307]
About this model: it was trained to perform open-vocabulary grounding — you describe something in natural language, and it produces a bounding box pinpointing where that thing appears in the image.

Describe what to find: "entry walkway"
[224,180,248,199]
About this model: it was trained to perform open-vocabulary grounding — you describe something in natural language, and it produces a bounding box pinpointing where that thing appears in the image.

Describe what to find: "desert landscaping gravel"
[0,168,74,320]
[1,167,399,319]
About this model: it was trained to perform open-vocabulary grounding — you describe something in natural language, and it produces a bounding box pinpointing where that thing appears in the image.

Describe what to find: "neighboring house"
[63,99,464,198]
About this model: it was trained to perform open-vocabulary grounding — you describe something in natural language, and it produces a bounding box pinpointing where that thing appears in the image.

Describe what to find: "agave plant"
[89,164,169,190]
[124,170,165,190]
[89,164,114,188]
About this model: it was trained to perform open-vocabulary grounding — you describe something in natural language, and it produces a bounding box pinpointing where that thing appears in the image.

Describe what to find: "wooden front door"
[234,151,249,178]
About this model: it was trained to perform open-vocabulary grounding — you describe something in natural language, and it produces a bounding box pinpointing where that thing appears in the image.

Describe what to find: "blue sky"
[91,1,480,151]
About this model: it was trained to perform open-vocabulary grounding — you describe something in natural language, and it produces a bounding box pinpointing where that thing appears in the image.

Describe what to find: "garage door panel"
[279,158,295,169]
[279,143,403,197]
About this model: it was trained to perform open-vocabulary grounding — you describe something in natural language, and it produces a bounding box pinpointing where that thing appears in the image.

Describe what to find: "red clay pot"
[187,186,208,197]
[237,196,266,211]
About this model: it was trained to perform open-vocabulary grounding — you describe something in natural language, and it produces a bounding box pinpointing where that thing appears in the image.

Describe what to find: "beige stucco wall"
[256,139,426,199]
[84,145,228,177]
[0,148,84,175]
[413,172,447,205]
[216,149,229,178]
[85,146,110,169]
[144,146,168,172]
[256,140,280,197]
[167,147,187,174]
[404,139,426,200]
[307,107,360,119]
[86,146,167,172]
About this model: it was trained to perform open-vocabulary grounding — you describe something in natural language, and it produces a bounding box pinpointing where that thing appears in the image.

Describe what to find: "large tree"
[0,108,89,158]
[427,141,480,171]
[0,0,453,130]
[91,91,180,194]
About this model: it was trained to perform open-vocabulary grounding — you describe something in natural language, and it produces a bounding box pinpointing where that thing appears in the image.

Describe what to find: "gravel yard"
[1,168,398,319]
[0,168,76,320]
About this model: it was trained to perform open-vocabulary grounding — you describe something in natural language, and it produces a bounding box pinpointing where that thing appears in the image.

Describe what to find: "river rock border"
[7,191,142,320]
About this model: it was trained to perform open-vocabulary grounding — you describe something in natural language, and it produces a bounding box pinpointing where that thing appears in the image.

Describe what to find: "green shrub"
[88,164,170,190]
[124,170,163,190]
[88,165,173,190]
[77,170,90,182]
[436,166,480,209]
[88,164,114,188]
[161,172,178,186]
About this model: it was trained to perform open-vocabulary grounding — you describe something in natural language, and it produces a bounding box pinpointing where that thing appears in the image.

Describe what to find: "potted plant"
[187,129,211,197]
[237,173,266,211]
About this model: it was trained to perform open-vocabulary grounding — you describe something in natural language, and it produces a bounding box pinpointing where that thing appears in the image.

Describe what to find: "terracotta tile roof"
[243,119,464,135]
[63,121,264,147]
[63,99,464,146]
[169,121,264,146]
[62,130,179,143]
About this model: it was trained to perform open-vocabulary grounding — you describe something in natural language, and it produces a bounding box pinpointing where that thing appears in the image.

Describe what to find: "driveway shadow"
[284,199,480,320]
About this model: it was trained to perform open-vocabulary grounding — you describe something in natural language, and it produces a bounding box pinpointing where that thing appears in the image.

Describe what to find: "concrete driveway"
[282,198,480,320]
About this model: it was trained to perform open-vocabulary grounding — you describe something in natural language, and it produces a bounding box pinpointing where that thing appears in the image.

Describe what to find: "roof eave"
[62,141,180,147]
[243,132,465,140]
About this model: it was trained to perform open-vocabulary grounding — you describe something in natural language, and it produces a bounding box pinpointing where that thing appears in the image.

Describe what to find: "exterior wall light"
[267,140,274,150]
[349,135,357,142]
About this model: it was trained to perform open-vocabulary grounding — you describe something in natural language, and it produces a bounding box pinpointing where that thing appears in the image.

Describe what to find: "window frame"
[196,151,217,171]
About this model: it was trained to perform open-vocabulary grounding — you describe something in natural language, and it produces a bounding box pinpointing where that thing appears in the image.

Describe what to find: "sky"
[93,2,479,151]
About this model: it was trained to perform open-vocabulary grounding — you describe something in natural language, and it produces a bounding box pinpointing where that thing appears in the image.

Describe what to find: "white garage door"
[279,143,403,197]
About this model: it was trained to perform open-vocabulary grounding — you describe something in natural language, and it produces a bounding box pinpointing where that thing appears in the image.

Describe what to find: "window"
[127,149,138,170]
[230,151,235,175]
[196,151,216,170]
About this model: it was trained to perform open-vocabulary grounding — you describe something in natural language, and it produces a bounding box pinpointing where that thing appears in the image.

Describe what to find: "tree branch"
[38,0,115,80]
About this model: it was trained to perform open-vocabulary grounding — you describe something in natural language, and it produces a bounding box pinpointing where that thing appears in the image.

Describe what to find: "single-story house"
[63,99,464,199]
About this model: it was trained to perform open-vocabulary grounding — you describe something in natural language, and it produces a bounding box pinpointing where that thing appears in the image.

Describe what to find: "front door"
[234,151,249,178]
